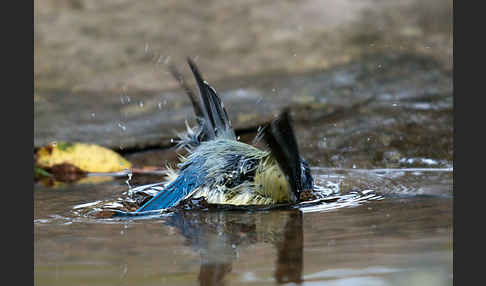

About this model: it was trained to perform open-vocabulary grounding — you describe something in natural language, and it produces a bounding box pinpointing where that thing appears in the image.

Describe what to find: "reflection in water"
[273,210,303,284]
[35,168,452,285]
[164,209,303,285]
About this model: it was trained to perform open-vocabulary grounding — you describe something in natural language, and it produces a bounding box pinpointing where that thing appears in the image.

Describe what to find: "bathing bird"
[135,58,313,213]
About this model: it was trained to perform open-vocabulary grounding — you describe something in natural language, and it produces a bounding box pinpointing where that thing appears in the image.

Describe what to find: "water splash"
[124,169,134,198]
[49,167,452,222]
[120,95,131,104]
[294,167,452,213]
[117,122,127,132]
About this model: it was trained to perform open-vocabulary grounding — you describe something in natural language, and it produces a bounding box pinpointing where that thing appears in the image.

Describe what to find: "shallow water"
[34,168,452,285]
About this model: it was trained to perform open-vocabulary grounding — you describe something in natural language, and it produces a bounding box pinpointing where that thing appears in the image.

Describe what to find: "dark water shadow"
[164,209,303,285]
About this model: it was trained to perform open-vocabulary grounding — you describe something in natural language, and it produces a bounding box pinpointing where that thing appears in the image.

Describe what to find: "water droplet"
[125,169,133,197]
[138,101,144,108]
[118,122,127,132]
[157,102,162,109]
[90,112,96,118]
[120,95,131,104]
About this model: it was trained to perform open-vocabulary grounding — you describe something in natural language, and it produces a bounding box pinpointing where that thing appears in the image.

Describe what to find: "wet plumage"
[135,59,313,213]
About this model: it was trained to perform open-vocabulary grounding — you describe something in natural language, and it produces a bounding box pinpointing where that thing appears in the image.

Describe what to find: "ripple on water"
[53,167,453,221]
[295,167,452,213]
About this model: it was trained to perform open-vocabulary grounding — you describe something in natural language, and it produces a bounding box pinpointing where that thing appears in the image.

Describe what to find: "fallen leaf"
[35,141,132,173]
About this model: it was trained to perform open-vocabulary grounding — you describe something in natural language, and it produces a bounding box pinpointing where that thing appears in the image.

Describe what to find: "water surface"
[34,168,452,285]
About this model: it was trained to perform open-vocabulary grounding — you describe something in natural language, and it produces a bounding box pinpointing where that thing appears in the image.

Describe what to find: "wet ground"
[35,53,452,163]
[35,0,453,285]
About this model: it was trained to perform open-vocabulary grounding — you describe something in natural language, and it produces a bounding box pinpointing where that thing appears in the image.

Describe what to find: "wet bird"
[134,58,313,213]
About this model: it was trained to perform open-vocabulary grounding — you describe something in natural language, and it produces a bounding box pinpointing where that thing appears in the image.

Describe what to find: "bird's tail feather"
[260,110,303,195]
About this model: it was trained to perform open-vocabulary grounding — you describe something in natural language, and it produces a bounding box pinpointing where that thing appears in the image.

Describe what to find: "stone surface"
[35,53,452,169]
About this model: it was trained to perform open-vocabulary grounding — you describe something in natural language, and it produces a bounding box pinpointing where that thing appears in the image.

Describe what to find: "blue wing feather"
[135,175,195,212]
[135,159,207,212]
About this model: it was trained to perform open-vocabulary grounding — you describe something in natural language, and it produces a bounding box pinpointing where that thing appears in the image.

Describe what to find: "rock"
[35,53,452,170]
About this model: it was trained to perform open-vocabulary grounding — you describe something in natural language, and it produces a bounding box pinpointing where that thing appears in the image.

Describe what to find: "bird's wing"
[186,58,236,141]
[168,63,204,119]
[168,59,236,150]
[135,173,201,212]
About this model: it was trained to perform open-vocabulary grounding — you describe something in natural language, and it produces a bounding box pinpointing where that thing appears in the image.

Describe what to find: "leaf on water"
[34,141,132,185]
[35,141,132,173]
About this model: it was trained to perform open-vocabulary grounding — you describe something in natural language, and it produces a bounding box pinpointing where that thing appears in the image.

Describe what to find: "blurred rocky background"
[34,0,452,169]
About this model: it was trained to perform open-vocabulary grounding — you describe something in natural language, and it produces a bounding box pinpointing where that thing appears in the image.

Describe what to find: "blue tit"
[135,58,313,213]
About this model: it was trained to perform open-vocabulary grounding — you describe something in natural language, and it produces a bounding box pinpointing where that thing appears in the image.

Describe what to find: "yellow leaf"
[35,142,132,173]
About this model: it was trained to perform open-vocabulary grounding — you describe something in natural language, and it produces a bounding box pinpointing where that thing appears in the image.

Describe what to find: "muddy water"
[34,168,452,285]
